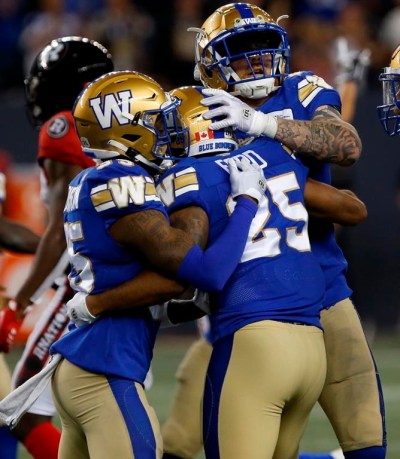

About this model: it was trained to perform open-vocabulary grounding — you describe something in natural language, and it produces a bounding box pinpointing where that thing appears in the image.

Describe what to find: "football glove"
[228,157,266,204]
[149,289,210,326]
[334,37,371,87]
[201,88,278,138]
[66,291,97,328]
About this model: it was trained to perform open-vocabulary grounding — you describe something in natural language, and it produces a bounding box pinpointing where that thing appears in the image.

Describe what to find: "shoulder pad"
[297,74,334,108]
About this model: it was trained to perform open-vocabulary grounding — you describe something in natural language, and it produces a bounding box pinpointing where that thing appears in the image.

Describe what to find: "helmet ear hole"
[122,134,141,143]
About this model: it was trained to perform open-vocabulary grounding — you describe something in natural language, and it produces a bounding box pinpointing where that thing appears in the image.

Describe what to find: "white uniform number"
[228,171,310,262]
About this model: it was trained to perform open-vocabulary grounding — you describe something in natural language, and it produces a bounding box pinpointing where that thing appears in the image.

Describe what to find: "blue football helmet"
[190,3,290,99]
[377,44,400,136]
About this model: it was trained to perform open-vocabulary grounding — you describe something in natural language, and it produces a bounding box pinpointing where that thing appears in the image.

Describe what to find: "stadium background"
[0,0,399,457]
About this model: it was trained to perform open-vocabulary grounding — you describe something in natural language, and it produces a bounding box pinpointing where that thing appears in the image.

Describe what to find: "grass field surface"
[5,330,399,459]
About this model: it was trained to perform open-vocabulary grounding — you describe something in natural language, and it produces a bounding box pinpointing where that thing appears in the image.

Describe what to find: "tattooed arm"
[201,90,362,167]
[110,208,206,275]
[76,207,209,319]
[274,105,362,166]
[79,200,254,317]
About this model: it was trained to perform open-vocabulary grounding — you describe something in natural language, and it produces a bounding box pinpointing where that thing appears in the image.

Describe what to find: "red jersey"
[37,111,95,205]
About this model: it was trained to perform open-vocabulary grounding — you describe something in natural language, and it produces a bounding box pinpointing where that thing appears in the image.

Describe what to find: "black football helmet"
[24,36,114,128]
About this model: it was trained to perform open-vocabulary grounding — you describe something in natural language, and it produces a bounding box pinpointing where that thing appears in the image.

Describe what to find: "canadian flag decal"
[195,130,214,141]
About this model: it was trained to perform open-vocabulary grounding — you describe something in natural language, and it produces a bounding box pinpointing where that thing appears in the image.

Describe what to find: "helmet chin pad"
[231,78,279,99]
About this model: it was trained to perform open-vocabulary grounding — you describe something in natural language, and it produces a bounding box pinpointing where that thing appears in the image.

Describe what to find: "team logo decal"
[41,42,66,67]
[89,90,133,129]
[47,115,69,138]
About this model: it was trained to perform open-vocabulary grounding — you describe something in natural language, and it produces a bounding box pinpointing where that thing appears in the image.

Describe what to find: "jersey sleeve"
[38,111,95,169]
[157,165,210,215]
[296,72,342,115]
[176,197,258,291]
[87,159,168,229]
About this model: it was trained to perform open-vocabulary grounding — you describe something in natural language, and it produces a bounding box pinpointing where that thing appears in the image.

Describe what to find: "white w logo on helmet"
[89,90,133,129]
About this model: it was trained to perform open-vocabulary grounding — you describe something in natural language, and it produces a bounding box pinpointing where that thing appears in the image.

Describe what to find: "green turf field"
[5,330,400,458]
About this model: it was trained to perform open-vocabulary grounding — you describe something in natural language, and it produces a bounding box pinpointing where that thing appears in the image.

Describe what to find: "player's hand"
[153,289,210,325]
[228,157,266,204]
[168,289,210,313]
[334,37,371,87]
[201,88,278,138]
[0,300,22,353]
[149,290,210,325]
[67,292,97,328]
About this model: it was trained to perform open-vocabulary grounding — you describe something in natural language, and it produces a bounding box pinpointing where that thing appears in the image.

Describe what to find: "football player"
[0,36,114,459]
[377,44,400,136]
[162,37,371,459]
[51,70,263,459]
[63,85,366,459]
[161,86,369,459]
[192,3,386,459]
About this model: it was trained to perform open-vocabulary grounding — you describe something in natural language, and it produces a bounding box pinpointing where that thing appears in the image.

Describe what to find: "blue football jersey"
[157,137,325,343]
[250,71,352,308]
[52,158,164,382]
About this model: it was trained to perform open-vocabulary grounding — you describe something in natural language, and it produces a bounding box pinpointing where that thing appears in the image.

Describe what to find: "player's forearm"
[14,229,66,310]
[86,271,186,316]
[275,117,362,166]
[176,197,257,291]
[305,180,367,226]
[335,189,368,225]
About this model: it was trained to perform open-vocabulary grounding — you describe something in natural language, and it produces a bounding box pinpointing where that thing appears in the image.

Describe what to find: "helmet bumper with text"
[73,71,189,172]
[170,85,237,157]
[377,45,400,136]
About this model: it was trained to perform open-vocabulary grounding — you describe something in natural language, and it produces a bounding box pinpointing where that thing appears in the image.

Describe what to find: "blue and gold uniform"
[47,69,262,459]
[52,159,164,459]
[188,2,386,455]
[244,71,352,309]
[158,137,327,459]
[254,72,386,456]
[51,151,260,459]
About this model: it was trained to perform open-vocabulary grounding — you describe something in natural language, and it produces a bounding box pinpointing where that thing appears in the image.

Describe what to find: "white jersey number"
[228,171,310,262]
[64,221,95,293]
